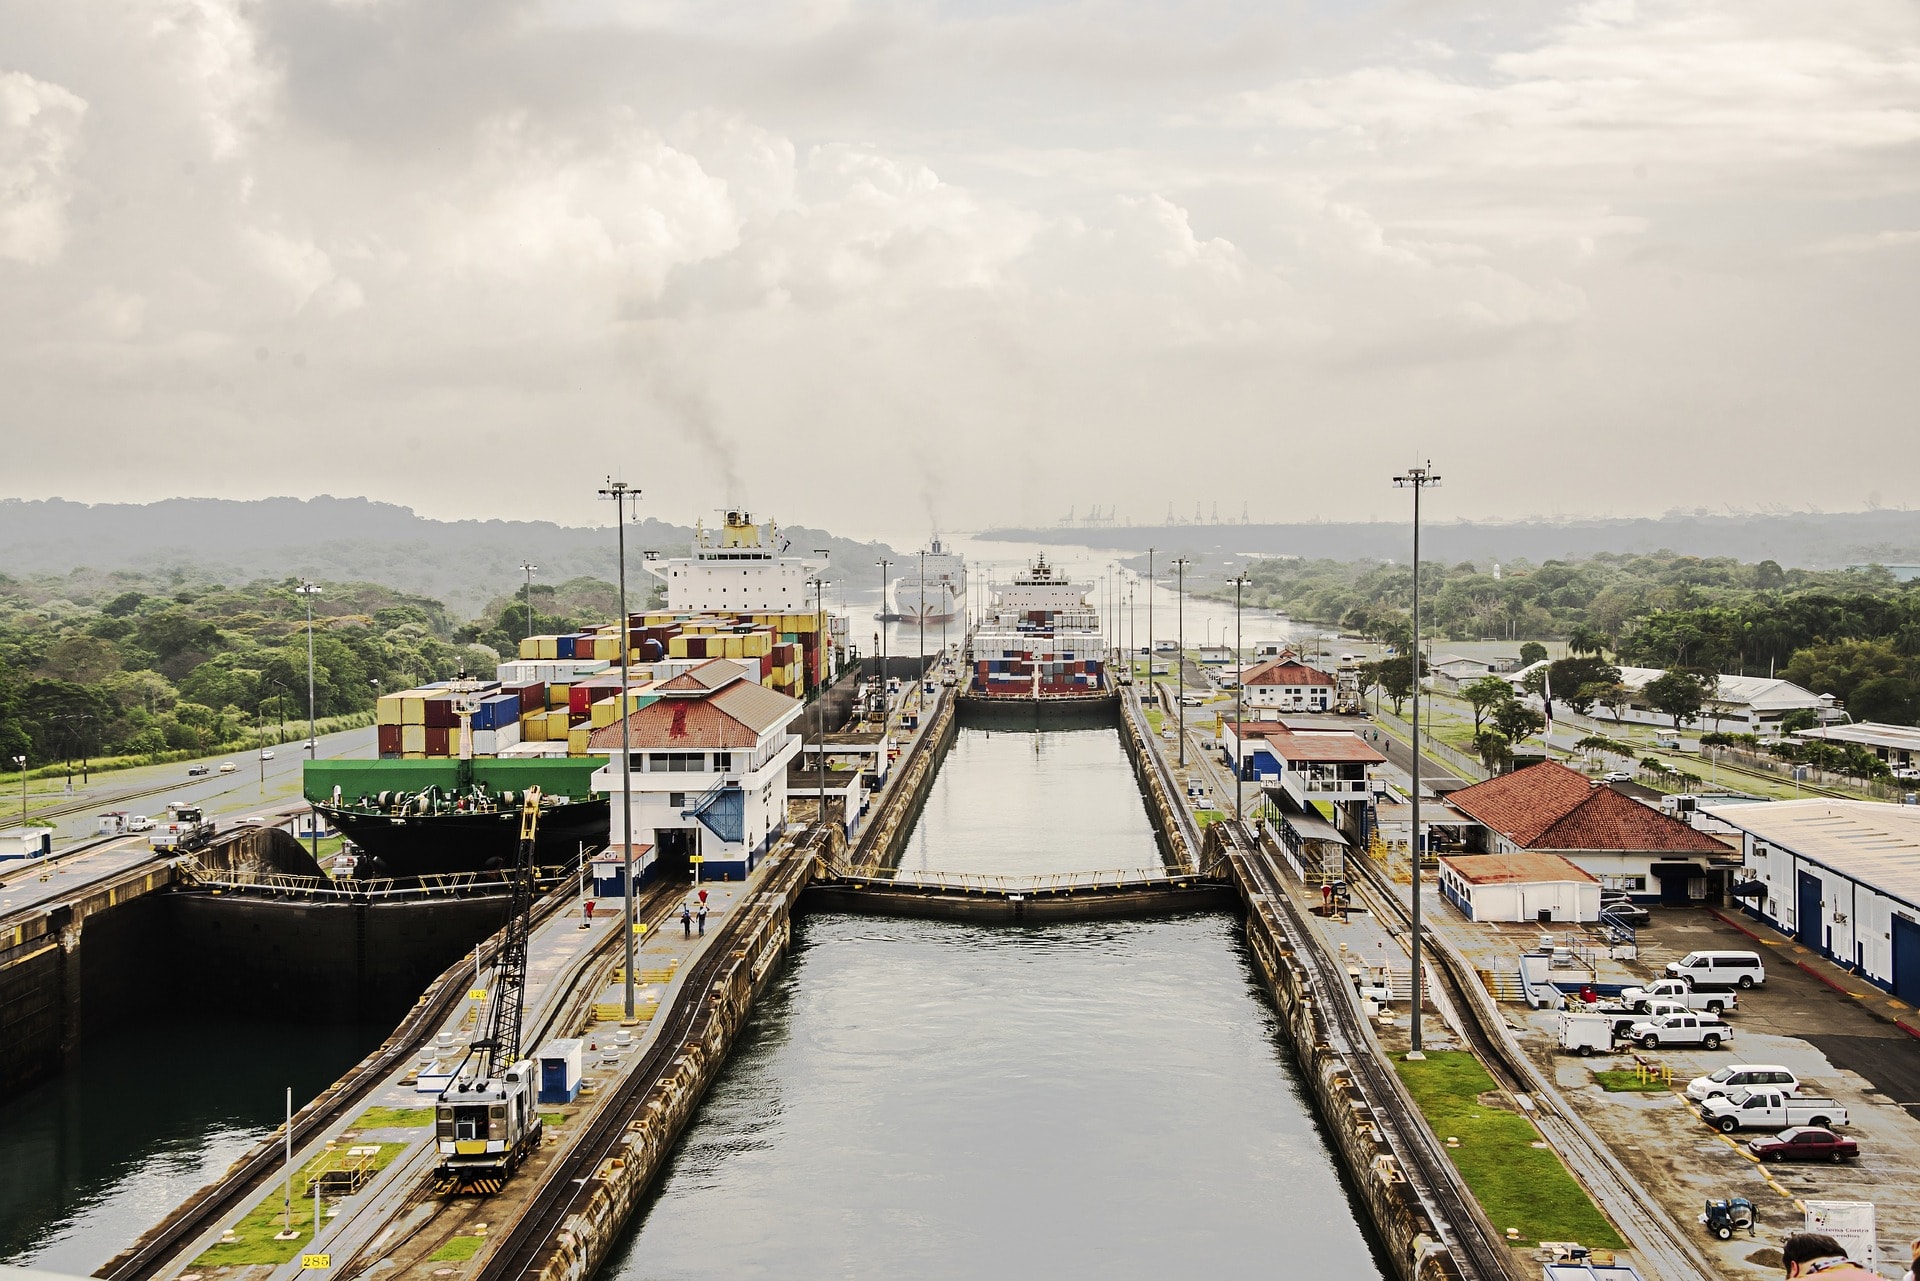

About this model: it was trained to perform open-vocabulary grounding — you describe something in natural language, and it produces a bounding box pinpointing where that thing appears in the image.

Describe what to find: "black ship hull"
[317,798,610,878]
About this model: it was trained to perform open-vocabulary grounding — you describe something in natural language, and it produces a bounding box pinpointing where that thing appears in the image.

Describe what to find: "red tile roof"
[1242,659,1336,688]
[1446,760,1724,853]
[1438,852,1598,886]
[1225,722,1385,763]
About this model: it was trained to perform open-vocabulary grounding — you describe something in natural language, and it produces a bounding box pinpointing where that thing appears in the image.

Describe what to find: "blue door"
[1796,871,1823,950]
[1894,915,1920,1005]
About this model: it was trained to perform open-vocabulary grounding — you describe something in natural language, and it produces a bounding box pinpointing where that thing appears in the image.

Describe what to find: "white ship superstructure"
[649,511,825,613]
[885,536,969,623]
[970,555,1107,696]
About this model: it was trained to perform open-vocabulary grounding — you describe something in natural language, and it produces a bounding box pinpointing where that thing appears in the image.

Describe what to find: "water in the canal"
[604,725,1389,1280]
[0,1016,383,1273]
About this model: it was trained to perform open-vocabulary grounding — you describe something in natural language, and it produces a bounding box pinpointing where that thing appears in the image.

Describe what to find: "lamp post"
[520,561,539,644]
[875,558,893,737]
[810,573,831,835]
[1172,557,1190,766]
[295,581,323,861]
[14,755,26,822]
[599,479,642,1021]
[917,549,926,701]
[1230,574,1250,825]
[1147,548,1156,689]
[1392,461,1440,1056]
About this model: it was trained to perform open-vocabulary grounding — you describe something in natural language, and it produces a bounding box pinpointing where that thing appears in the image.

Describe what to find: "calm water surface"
[605,725,1388,1280]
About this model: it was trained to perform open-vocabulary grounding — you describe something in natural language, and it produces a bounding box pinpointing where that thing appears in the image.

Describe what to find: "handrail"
[174,857,575,900]
[824,866,1185,894]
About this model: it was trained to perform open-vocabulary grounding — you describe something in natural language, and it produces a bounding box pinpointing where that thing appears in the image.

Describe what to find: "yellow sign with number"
[468,988,487,1000]
[690,856,704,864]
[301,1253,332,1270]
[632,922,647,936]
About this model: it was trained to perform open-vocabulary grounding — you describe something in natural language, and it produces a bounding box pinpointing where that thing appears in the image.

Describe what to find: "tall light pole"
[296,581,323,861]
[1230,574,1249,825]
[1173,557,1190,766]
[14,755,26,822]
[520,561,539,646]
[917,549,926,697]
[1147,547,1156,689]
[1393,461,1440,1056]
[600,479,642,1021]
[810,573,831,835]
[875,558,893,737]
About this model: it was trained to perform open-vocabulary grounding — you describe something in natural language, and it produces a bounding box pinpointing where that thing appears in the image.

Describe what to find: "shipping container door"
[1797,870,1823,950]
[1893,915,1920,1006]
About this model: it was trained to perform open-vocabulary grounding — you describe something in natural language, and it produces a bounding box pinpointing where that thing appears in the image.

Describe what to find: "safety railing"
[174,857,571,899]
[825,866,1186,894]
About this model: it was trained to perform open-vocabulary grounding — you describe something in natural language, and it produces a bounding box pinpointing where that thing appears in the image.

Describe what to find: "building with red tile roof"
[1241,659,1337,713]
[1437,852,1601,923]
[1445,760,1736,901]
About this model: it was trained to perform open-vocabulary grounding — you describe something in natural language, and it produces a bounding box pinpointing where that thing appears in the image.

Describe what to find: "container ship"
[967,554,1107,698]
[305,512,848,878]
[880,536,968,624]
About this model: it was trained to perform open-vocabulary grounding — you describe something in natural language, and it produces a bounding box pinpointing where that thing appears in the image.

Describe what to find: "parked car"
[1620,978,1736,1015]
[1686,1065,1801,1103]
[126,814,155,833]
[259,749,275,760]
[1892,766,1920,782]
[1745,1126,1857,1163]
[1602,770,1633,783]
[1630,1012,1733,1050]
[187,764,212,777]
[1600,900,1651,927]
[1700,1088,1847,1133]
[218,761,237,774]
[1665,950,1765,990]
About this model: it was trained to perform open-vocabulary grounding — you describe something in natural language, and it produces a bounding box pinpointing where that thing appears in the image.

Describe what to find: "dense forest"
[0,568,653,769]
[1201,551,1920,726]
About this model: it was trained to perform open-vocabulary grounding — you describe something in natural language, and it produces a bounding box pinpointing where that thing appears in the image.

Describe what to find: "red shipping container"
[377,724,402,754]
[425,726,451,754]
[519,681,546,713]
[424,696,458,729]
[760,654,773,678]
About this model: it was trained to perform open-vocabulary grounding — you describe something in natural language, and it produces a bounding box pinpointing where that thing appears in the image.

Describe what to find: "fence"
[1370,707,1489,782]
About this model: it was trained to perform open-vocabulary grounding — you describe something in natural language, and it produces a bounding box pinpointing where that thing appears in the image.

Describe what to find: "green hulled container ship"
[305,757,608,878]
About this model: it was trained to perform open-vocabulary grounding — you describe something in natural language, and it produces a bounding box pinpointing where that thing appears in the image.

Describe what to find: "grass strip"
[189,1141,409,1267]
[351,1105,434,1128]
[1593,1070,1671,1093]
[430,1236,485,1262]
[1395,1051,1625,1249]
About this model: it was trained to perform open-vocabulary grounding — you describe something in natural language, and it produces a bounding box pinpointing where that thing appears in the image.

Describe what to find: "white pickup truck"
[1620,977,1736,1015]
[1699,1087,1848,1133]
[1629,1011,1734,1050]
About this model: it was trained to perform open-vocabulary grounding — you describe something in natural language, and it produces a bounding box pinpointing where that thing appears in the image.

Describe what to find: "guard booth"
[537,1039,584,1104]
[591,844,654,897]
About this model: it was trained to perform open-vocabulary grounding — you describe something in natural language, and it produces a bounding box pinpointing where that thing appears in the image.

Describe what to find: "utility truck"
[1699,1088,1848,1133]
[1620,977,1736,1015]
[149,803,216,852]
[1629,1011,1733,1050]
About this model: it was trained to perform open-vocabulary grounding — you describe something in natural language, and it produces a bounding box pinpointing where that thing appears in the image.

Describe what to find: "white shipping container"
[471,729,497,756]
[495,720,521,750]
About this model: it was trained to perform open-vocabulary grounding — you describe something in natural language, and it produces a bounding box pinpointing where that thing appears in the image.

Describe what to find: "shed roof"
[1242,658,1336,688]
[1438,852,1599,886]
[1447,760,1725,853]
[586,666,798,750]
[1225,722,1384,763]
[1701,799,1920,909]
[1795,722,1920,753]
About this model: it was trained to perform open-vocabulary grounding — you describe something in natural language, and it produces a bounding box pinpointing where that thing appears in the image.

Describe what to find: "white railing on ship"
[855,867,1185,894]
[174,857,561,899]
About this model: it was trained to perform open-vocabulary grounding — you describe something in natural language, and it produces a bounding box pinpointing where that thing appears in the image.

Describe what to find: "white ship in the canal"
[969,554,1108,698]
[881,536,968,623]
[648,509,831,613]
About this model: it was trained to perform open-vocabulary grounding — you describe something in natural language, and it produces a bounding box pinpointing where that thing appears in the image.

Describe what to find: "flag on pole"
[1542,666,1554,733]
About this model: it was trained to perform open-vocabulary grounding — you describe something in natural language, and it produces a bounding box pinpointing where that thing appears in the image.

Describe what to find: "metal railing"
[828,866,1185,894]
[174,857,569,899]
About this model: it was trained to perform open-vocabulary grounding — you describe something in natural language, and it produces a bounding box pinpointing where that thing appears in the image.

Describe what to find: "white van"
[1665,950,1766,990]
[1686,1065,1801,1103]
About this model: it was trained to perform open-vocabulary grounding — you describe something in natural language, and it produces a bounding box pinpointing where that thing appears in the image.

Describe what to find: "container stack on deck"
[373,610,831,760]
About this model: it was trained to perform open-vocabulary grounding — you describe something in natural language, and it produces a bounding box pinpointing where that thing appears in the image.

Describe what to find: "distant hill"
[0,497,898,616]
[978,510,1920,570]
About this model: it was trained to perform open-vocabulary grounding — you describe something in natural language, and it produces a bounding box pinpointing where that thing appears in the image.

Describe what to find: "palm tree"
[1567,624,1609,658]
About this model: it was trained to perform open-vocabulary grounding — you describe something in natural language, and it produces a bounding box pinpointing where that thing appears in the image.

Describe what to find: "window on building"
[714,752,734,770]
[669,792,686,807]
[648,752,706,772]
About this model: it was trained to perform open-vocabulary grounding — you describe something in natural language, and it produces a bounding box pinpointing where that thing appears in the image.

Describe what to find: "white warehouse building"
[1506,661,1830,736]
[1706,799,1920,1006]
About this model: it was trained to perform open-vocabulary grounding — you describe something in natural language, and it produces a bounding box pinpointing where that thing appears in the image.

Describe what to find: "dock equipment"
[435,788,545,1188]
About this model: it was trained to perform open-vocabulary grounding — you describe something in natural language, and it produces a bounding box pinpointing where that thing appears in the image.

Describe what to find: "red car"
[1746,1127,1858,1163]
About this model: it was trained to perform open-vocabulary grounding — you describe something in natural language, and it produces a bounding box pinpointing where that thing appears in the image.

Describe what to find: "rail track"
[1224,823,1522,1281]
[469,842,816,1281]
[1344,850,1716,1281]
[99,875,669,1281]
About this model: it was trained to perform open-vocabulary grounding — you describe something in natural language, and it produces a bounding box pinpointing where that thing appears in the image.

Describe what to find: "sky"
[2,0,1917,545]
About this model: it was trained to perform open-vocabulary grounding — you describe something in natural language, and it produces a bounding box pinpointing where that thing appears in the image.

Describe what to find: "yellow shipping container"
[402,751,427,760]
[668,635,690,658]
[376,695,404,726]
[568,726,592,756]
[522,713,547,743]
[518,637,540,660]
[401,694,427,724]
[401,725,427,753]
[745,632,771,657]
[537,636,559,659]
[548,684,570,709]
[595,637,621,660]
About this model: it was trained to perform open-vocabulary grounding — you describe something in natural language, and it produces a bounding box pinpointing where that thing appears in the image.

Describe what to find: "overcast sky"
[3,0,1917,543]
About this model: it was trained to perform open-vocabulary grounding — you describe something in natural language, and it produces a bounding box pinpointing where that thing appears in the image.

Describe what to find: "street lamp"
[1172,557,1190,766]
[1147,548,1155,689]
[13,755,25,822]
[520,561,539,645]
[1392,461,1441,1057]
[599,479,642,1022]
[809,574,832,835]
[875,558,893,736]
[1230,574,1250,825]
[295,581,323,862]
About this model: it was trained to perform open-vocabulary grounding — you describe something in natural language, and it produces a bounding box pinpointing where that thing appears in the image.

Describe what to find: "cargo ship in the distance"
[966,554,1108,699]
[879,536,967,624]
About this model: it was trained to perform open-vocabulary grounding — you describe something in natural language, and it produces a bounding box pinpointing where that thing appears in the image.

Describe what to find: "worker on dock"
[681,902,692,937]
[697,901,708,936]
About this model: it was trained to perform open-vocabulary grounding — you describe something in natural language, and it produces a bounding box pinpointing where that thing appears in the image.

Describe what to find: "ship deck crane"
[435,787,544,1190]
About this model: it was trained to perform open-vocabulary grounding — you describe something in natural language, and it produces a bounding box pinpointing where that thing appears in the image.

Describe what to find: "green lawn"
[1396,1052,1625,1249]
[430,1236,485,1262]
[351,1105,433,1128]
[190,1142,409,1267]
[1593,1070,1671,1093]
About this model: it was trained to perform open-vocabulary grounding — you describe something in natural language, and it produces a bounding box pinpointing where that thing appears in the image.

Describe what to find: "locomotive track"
[1224,823,1522,1281]
[99,876,671,1281]
[468,841,816,1281]
[1344,850,1715,1281]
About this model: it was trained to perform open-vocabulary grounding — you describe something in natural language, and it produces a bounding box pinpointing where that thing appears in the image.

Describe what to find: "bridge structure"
[805,861,1237,920]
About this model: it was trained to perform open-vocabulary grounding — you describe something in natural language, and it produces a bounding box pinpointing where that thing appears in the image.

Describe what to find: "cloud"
[0,71,87,265]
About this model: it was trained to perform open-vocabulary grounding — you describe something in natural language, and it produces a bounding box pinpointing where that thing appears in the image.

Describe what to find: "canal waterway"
[604,724,1389,1280]
[0,1015,383,1274]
